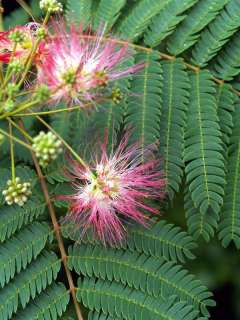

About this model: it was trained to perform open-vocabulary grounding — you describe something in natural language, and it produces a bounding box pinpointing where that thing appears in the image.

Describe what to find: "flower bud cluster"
[32,131,63,167]
[111,88,123,104]
[9,60,24,73]
[8,29,26,44]
[39,0,63,13]
[2,177,31,206]
[7,83,19,98]
[3,99,15,113]
[34,84,51,102]
[36,27,47,40]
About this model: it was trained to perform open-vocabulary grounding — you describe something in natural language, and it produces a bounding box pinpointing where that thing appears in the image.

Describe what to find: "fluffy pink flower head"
[0,23,44,63]
[61,134,165,245]
[37,21,143,104]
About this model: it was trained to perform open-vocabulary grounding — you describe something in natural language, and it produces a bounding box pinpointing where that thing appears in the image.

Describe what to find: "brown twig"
[19,121,84,320]
[79,34,240,97]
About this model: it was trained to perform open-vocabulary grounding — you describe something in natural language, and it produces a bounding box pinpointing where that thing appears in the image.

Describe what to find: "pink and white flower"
[61,135,165,245]
[37,21,143,104]
[0,24,45,63]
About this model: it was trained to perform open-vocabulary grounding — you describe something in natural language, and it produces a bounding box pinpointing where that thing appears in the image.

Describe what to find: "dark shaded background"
[2,0,21,15]
[2,1,239,319]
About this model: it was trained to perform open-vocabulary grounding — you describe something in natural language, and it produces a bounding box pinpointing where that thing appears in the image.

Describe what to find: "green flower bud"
[32,131,63,167]
[9,60,24,73]
[34,84,51,102]
[9,29,26,44]
[62,69,76,85]
[39,0,63,13]
[36,27,47,39]
[3,99,15,113]
[111,88,123,104]
[2,177,31,206]
[7,83,19,98]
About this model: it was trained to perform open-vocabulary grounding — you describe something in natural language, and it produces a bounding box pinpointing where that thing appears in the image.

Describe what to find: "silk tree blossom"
[37,22,143,104]
[0,23,45,64]
[61,135,165,245]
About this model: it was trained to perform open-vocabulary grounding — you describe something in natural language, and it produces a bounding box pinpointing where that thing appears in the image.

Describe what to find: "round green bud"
[9,60,24,73]
[3,99,15,113]
[32,131,63,167]
[34,84,51,102]
[9,29,26,44]
[36,27,47,40]
[39,0,63,13]
[2,177,31,206]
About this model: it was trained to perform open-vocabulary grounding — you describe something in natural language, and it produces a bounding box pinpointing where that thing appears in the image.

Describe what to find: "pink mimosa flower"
[37,21,143,104]
[61,135,165,245]
[0,24,44,63]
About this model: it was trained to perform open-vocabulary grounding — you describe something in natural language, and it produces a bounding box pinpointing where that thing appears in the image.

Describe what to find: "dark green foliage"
[144,0,197,47]
[88,312,118,320]
[13,283,70,320]
[3,0,42,29]
[216,84,235,149]
[0,251,60,320]
[0,222,52,287]
[213,32,240,80]
[125,51,162,150]
[0,199,45,242]
[191,0,240,67]
[126,221,197,263]
[185,187,220,241]
[66,0,93,27]
[184,71,225,215]
[64,220,197,263]
[167,0,229,55]
[160,58,189,199]
[218,100,240,248]
[51,111,74,143]
[5,0,240,318]
[117,0,169,39]
[93,0,126,31]
[77,277,200,320]
[83,59,134,152]
[69,244,214,316]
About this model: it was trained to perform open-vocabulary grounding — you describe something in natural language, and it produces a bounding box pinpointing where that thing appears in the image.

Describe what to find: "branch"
[18,121,84,320]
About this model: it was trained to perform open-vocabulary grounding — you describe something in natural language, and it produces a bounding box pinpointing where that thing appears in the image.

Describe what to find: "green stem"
[14,105,82,117]
[36,115,89,169]
[8,117,33,142]
[12,97,110,117]
[0,100,40,119]
[17,11,50,89]
[0,127,34,151]
[8,121,16,181]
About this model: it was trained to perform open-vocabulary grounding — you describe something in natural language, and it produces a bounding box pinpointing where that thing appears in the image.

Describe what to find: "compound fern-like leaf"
[212,32,240,81]
[77,278,199,320]
[167,0,228,55]
[0,222,52,287]
[218,101,240,248]
[184,70,225,215]
[160,58,189,199]
[66,0,93,27]
[0,199,45,242]
[0,251,60,320]
[94,0,126,31]
[185,187,220,241]
[117,0,169,40]
[191,0,240,67]
[144,0,197,47]
[125,51,162,151]
[13,283,70,320]
[69,244,214,316]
